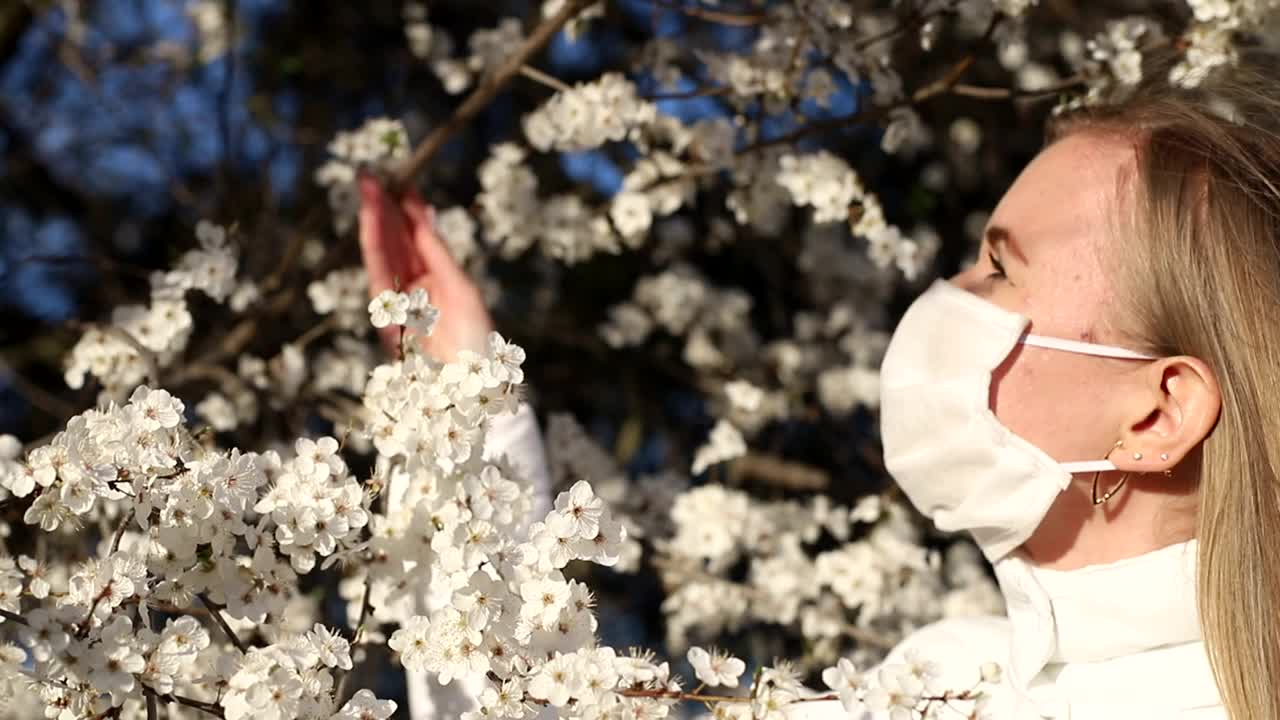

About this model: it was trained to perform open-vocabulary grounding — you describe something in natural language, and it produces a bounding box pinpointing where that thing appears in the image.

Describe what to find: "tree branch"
[727,452,829,492]
[392,0,599,190]
[736,13,1002,156]
[197,593,249,654]
[0,361,80,419]
[635,0,768,26]
[519,64,572,93]
[144,687,225,719]
[950,73,1088,101]
[0,608,30,626]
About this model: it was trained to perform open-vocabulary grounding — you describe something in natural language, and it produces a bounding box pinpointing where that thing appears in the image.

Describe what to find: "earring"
[1092,471,1130,505]
[1093,439,1128,506]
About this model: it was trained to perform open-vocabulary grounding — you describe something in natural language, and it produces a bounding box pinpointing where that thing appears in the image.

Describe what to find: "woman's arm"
[358,176,552,511]
[357,176,492,362]
[358,177,553,719]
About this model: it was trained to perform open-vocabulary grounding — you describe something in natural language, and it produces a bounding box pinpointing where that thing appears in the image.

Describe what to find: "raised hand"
[357,175,492,362]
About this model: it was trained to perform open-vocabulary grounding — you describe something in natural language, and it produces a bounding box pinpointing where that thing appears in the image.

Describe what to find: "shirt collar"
[993,539,1201,687]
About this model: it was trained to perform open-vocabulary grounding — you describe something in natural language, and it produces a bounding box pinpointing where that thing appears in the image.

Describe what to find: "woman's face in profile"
[947,131,1148,469]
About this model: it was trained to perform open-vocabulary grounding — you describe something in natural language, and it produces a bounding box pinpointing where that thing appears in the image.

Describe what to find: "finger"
[358,176,422,292]
[357,175,399,295]
[400,189,467,279]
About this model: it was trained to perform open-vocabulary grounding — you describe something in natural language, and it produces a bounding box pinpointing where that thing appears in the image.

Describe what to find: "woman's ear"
[1113,356,1221,474]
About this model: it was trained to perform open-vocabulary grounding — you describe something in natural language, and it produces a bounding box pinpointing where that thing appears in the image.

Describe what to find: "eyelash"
[987,251,1007,280]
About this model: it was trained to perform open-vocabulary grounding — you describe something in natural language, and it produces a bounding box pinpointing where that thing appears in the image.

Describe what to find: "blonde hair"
[1048,51,1280,719]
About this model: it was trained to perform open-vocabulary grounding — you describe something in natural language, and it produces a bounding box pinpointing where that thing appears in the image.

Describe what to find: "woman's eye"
[986,251,1006,279]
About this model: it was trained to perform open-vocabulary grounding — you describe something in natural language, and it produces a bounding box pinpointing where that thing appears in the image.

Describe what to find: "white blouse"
[789,539,1224,719]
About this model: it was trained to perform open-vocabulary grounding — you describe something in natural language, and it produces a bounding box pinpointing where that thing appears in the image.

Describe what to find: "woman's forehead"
[989,133,1138,262]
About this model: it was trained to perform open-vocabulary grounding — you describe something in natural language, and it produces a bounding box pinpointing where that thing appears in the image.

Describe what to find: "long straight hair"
[1048,51,1280,719]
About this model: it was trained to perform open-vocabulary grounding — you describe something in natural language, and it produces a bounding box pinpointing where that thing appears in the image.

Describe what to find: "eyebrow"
[985,225,1028,264]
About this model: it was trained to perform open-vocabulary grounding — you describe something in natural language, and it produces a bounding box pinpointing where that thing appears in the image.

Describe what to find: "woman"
[360,51,1280,719]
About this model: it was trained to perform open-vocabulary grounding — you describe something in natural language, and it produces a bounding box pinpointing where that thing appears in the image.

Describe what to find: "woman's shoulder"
[886,614,1012,667]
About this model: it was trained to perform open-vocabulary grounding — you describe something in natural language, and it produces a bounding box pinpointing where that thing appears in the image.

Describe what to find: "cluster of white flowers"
[657,484,1003,671]
[383,475,637,718]
[691,419,747,475]
[221,626,377,720]
[776,151,864,224]
[1085,17,1164,87]
[308,267,371,330]
[477,143,543,259]
[524,73,659,153]
[543,0,606,38]
[600,263,756,371]
[405,11,526,96]
[0,248,578,717]
[1170,23,1237,88]
[822,652,1003,719]
[775,151,932,279]
[367,287,440,335]
[475,143,629,264]
[64,220,241,398]
[315,118,410,234]
[186,0,229,63]
[601,259,894,432]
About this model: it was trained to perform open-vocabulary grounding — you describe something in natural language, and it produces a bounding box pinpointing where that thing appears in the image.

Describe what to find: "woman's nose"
[945,267,981,294]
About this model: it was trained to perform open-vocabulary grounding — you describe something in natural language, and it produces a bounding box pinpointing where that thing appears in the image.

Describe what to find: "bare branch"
[737,13,1003,156]
[197,593,249,654]
[144,687,225,719]
[392,0,600,190]
[727,452,829,492]
[0,608,30,626]
[519,64,572,93]
[109,508,135,554]
[635,0,768,26]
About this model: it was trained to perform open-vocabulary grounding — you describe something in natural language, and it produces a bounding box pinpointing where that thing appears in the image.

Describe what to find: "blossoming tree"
[0,0,1274,719]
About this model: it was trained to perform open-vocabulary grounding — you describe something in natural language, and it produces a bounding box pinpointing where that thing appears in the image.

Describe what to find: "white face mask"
[878,279,1154,562]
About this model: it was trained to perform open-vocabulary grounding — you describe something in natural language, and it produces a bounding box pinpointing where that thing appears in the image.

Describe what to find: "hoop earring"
[1091,438,1128,506]
[1091,471,1129,506]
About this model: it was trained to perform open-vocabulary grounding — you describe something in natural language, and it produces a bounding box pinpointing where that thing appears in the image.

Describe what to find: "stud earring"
[1160,453,1169,461]
[1133,452,1143,460]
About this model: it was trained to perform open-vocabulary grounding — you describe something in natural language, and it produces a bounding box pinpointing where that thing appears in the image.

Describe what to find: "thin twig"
[144,687,225,719]
[951,73,1088,101]
[0,362,80,418]
[727,452,829,492]
[100,325,161,387]
[736,13,1001,156]
[621,688,839,704]
[333,574,374,705]
[293,314,340,351]
[197,593,249,654]
[852,7,952,52]
[519,64,572,93]
[636,0,768,26]
[109,508,135,554]
[392,0,599,189]
[0,608,29,625]
[644,84,733,101]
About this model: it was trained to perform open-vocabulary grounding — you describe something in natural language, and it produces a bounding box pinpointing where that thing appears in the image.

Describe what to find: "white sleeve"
[405,402,553,720]
[483,401,554,524]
